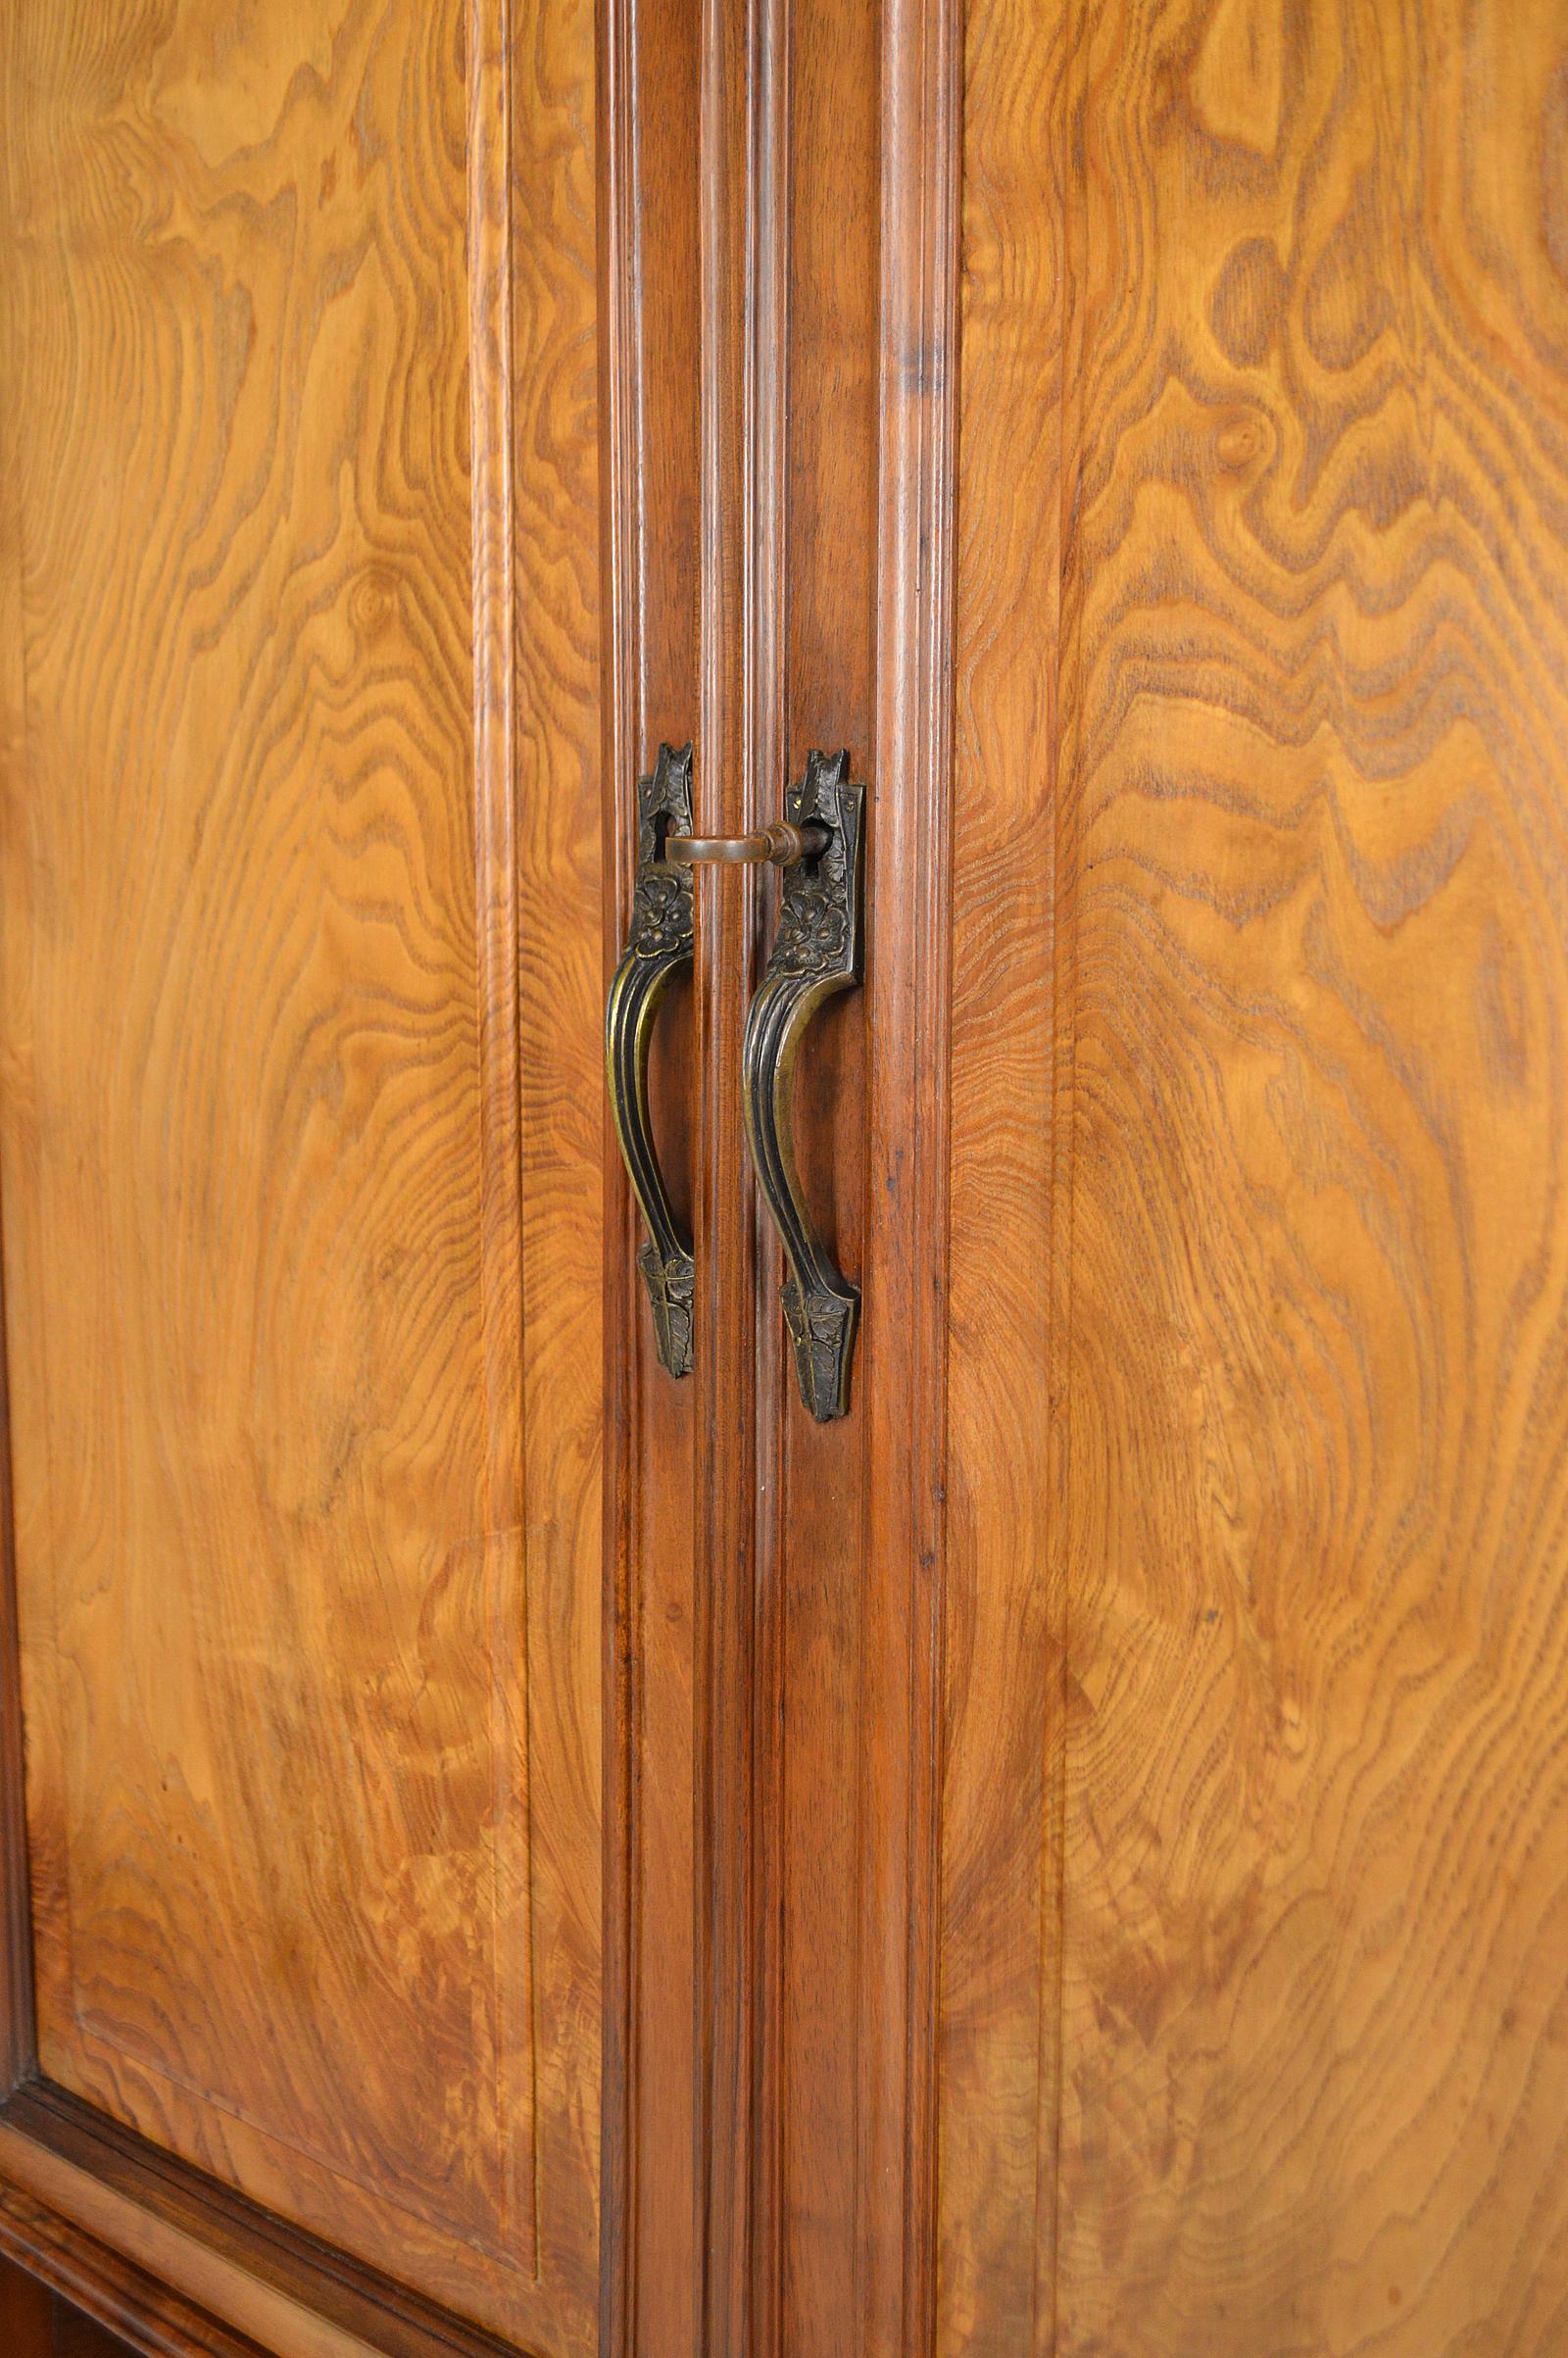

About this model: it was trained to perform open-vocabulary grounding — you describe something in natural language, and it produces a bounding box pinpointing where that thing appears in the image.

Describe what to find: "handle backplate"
[606,742,696,1378]
[742,750,865,1421]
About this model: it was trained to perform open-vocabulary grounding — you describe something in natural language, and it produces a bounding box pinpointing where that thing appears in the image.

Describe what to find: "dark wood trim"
[690,0,783,2350]
[0,2084,557,2358]
[0,2240,57,2358]
[858,0,962,2352]
[0,2180,269,2358]
[595,0,640,2345]
[597,0,703,2353]
[742,13,790,2358]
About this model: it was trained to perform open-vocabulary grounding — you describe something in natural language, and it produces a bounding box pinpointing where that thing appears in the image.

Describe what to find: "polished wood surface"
[0,2172,270,2358]
[0,1,602,2348]
[939,0,1065,2343]
[0,2092,518,2358]
[508,0,606,2330]
[774,0,879,2346]
[671,5,962,2357]
[6,1,1568,2353]
[596,0,703,2349]
[689,9,766,2351]
[944,0,1568,2350]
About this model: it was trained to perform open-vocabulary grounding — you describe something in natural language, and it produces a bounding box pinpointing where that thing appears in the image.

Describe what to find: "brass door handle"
[606,743,696,1378]
[741,751,865,1422]
[666,819,827,867]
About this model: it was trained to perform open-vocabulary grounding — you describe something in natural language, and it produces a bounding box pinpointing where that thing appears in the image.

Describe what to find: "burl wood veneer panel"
[0,3,603,2347]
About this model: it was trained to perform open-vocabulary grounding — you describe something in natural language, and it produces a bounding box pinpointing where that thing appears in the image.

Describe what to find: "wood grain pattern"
[0,2087,559,2358]
[595,0,702,2348]
[705,1,962,2351]
[939,0,1066,2346]
[0,2182,258,2358]
[691,6,765,2350]
[0,2,603,2347]
[0,218,39,2102]
[12,3,1566,2353]
[857,5,962,2358]
[508,0,606,2328]
[773,0,879,2343]
[946,0,1568,2350]
[595,4,965,2352]
[0,1226,38,2098]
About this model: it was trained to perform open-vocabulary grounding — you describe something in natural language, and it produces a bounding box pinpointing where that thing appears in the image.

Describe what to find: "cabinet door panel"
[943,2,1568,2352]
[0,3,603,2348]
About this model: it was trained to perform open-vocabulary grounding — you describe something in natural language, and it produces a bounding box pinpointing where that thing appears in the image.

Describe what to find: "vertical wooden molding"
[609,2,960,2351]
[0,49,38,2092]
[745,8,790,2353]
[0,1233,37,2101]
[862,0,961,2353]
[599,0,702,2345]
[692,0,792,2350]
[940,0,1070,2346]
[693,0,759,2348]
[1041,19,1087,2348]
[596,0,644,2348]
[467,0,521,1622]
[467,0,538,2282]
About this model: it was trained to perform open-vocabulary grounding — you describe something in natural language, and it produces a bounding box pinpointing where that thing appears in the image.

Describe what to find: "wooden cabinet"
[2,3,1566,2356]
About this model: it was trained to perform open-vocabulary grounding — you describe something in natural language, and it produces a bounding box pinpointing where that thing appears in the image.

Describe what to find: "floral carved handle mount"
[741,750,865,1422]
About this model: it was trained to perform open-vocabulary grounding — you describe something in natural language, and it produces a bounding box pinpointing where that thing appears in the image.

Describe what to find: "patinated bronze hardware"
[666,820,828,867]
[605,743,696,1378]
[606,744,863,1407]
[741,750,865,1422]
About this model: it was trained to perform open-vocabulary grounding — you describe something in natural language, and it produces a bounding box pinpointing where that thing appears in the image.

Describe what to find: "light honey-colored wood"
[939,0,1065,2346]
[0,2,603,2348]
[0,2120,387,2358]
[7,1,1568,2352]
[509,0,606,2326]
[945,1,1568,2350]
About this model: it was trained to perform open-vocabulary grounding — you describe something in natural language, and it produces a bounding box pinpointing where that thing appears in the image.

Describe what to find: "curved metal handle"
[666,820,827,867]
[741,750,865,1421]
[606,742,696,1378]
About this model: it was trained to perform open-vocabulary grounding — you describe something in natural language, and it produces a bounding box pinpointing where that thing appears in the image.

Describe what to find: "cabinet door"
[939,0,1568,2351]
[0,4,620,2351]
